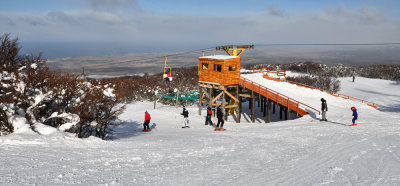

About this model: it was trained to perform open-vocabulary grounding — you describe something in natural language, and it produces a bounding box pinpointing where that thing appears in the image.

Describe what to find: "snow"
[48,112,80,131]
[30,63,37,69]
[199,55,240,60]
[1,75,400,185]
[103,87,116,97]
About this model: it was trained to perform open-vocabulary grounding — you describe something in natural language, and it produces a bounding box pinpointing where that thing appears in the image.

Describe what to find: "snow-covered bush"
[286,75,341,92]
[0,34,125,138]
[68,81,125,139]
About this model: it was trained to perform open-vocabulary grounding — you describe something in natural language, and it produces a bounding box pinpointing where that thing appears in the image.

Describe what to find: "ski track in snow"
[1,75,400,185]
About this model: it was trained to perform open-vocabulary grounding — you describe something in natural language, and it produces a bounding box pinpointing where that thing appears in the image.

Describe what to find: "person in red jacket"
[143,111,151,131]
[205,105,213,125]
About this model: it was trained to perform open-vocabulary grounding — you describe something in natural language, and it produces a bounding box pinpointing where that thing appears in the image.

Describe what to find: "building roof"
[199,55,239,60]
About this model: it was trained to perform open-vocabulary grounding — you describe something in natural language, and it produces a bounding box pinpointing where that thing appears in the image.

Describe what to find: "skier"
[320,98,328,121]
[143,110,151,132]
[205,105,213,125]
[181,106,189,128]
[351,107,358,126]
[216,105,225,131]
[167,71,172,82]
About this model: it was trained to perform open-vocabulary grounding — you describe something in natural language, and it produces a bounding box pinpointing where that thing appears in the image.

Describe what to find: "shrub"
[0,33,125,139]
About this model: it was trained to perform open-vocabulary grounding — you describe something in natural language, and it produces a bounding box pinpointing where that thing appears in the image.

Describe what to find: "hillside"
[1,75,399,185]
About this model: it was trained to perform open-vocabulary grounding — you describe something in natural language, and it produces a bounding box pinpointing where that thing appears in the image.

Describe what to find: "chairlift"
[163,56,173,82]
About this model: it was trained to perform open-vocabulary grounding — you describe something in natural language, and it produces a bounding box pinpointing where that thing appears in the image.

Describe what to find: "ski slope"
[241,73,378,123]
[1,76,400,185]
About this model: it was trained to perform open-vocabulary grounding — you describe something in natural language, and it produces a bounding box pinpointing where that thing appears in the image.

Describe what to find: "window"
[229,66,237,71]
[214,64,222,72]
[202,63,209,70]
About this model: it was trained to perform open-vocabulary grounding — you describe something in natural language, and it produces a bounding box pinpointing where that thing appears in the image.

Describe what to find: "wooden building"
[197,45,302,124]
[197,55,241,121]
[198,55,241,86]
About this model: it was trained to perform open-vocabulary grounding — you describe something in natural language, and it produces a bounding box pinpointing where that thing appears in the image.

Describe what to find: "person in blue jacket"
[351,107,358,126]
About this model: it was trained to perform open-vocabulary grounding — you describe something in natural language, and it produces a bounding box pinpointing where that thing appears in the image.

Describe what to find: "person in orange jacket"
[143,111,151,131]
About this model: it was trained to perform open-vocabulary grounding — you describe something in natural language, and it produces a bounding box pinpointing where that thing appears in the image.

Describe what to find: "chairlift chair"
[163,56,172,81]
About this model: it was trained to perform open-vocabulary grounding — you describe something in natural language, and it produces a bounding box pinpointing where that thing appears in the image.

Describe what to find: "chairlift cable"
[83,47,214,69]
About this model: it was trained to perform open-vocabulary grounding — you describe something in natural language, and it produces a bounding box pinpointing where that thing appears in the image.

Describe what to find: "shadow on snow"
[107,121,157,140]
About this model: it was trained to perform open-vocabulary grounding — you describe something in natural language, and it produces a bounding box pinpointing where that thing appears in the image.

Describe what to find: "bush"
[286,75,341,92]
[0,33,125,139]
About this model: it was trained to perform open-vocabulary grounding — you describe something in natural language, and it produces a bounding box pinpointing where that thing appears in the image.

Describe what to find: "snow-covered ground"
[1,75,400,185]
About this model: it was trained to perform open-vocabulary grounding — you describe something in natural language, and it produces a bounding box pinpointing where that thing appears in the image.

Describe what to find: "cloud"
[268,5,284,17]
[88,0,140,11]
[316,6,386,24]
[0,15,16,26]
[0,5,398,45]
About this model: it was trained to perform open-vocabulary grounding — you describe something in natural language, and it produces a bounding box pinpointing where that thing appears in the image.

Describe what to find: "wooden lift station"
[198,45,308,123]
[198,45,258,122]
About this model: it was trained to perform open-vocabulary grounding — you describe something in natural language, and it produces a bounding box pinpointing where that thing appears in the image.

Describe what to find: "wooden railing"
[253,67,286,77]
[239,77,320,116]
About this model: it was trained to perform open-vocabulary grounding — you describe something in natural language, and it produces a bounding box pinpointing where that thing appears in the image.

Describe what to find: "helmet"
[351,107,356,111]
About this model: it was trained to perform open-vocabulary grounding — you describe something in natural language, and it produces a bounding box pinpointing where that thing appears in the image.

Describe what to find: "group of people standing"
[205,105,225,131]
[180,105,225,131]
[143,104,226,132]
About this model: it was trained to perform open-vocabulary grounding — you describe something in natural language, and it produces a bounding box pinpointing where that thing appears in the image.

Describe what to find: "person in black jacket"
[181,106,189,128]
[216,105,225,130]
[321,98,328,121]
[205,105,213,125]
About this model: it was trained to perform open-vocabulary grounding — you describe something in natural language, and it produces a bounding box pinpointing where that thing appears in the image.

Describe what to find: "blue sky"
[1,0,400,57]
[1,0,399,16]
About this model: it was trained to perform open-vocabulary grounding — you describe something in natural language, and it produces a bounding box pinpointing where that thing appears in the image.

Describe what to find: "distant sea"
[20,41,207,59]
[20,41,400,67]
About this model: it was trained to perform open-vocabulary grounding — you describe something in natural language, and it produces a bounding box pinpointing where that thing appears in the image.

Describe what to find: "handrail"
[253,67,286,77]
[239,77,320,116]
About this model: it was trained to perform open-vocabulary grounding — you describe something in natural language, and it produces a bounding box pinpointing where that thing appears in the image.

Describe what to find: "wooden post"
[238,87,242,123]
[288,108,292,120]
[284,108,288,120]
[266,100,271,123]
[230,98,235,115]
[176,90,180,107]
[153,95,157,109]
[279,105,283,120]
[273,102,276,114]
[251,90,255,123]
[248,97,251,109]
[257,94,260,107]
[263,97,267,117]
[261,97,264,112]
[223,88,227,121]
[212,89,216,117]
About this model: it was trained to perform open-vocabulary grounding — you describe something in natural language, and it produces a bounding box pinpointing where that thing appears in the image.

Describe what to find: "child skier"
[143,111,151,131]
[205,105,213,125]
[181,106,189,128]
[351,107,358,126]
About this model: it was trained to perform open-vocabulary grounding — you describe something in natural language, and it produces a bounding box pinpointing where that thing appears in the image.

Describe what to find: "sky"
[1,0,400,57]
